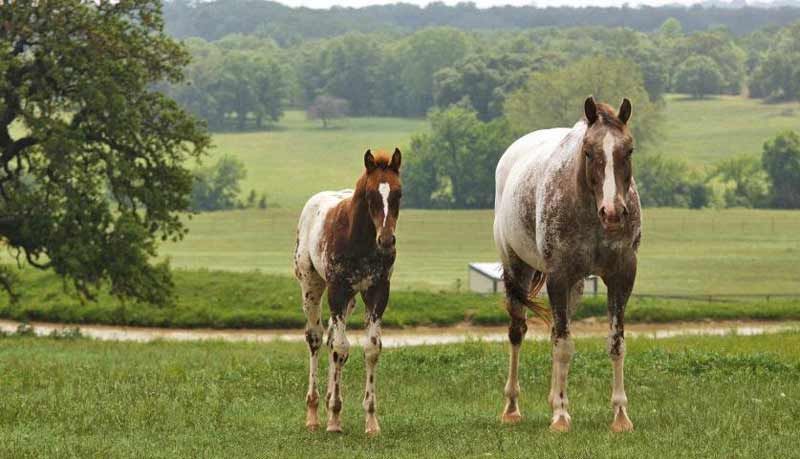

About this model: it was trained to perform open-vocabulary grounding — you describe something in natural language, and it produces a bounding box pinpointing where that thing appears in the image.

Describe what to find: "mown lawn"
[1,268,799,329]
[0,332,798,457]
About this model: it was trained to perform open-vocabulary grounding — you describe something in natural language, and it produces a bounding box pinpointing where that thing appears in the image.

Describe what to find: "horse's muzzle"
[599,204,628,233]
[377,234,396,251]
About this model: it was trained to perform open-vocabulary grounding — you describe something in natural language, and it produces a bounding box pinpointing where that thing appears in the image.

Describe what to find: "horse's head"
[363,148,402,253]
[581,96,634,234]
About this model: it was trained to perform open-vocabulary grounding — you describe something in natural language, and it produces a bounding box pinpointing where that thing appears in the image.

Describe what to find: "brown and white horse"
[493,97,642,432]
[294,148,402,435]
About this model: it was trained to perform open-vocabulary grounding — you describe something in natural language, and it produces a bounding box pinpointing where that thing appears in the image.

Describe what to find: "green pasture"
[1,332,799,457]
[160,207,800,295]
[209,112,426,210]
[658,94,800,167]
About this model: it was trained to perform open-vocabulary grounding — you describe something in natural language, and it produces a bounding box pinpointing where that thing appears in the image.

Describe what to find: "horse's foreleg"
[500,260,533,424]
[605,262,636,433]
[547,276,580,432]
[300,274,326,431]
[325,287,354,433]
[361,282,389,436]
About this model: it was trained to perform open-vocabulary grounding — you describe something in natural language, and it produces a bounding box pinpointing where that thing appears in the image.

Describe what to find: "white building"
[468,262,600,296]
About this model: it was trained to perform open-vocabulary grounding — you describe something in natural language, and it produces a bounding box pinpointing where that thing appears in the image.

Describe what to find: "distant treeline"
[163,20,800,129]
[163,0,800,43]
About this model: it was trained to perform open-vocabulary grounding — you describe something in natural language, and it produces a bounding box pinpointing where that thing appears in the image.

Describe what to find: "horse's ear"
[584,96,598,125]
[618,98,632,124]
[364,149,376,172]
[390,147,402,172]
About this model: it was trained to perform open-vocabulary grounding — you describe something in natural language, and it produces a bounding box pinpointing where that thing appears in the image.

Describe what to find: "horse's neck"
[343,190,375,249]
[560,124,596,213]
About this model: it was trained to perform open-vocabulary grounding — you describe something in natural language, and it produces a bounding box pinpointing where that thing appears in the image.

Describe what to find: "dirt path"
[1,318,798,348]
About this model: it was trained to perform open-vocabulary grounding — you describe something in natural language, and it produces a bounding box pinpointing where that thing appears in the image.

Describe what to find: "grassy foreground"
[2,268,799,329]
[1,332,799,457]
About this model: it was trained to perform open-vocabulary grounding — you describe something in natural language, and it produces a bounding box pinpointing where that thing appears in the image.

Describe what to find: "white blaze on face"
[378,182,390,227]
[601,132,617,209]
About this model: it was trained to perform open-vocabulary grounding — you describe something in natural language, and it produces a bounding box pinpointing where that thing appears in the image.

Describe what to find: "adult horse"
[294,148,402,436]
[494,97,641,433]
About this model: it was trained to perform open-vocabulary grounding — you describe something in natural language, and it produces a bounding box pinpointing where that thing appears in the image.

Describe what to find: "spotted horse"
[294,148,402,435]
[493,97,642,432]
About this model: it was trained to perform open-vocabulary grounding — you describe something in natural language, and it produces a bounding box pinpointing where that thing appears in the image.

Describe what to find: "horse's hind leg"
[361,281,389,436]
[500,255,534,424]
[546,274,581,432]
[325,285,355,433]
[604,259,636,433]
[298,267,326,431]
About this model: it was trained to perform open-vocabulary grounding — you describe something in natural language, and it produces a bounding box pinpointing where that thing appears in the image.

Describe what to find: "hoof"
[306,411,320,431]
[500,411,523,424]
[549,415,571,433]
[611,414,634,433]
[365,415,381,436]
[306,420,320,431]
[326,422,343,433]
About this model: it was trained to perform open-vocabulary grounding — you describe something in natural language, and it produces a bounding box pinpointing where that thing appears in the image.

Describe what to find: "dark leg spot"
[368,401,375,414]
[371,336,377,346]
[369,374,373,383]
[508,318,527,346]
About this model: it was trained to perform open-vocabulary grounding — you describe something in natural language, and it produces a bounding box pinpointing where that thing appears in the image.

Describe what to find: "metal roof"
[468,262,503,280]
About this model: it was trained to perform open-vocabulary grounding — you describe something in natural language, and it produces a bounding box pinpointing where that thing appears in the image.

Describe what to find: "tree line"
[165,19,800,130]
[164,0,800,43]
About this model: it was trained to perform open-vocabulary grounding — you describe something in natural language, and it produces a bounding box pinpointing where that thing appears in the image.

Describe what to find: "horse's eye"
[626,148,634,158]
[584,150,592,159]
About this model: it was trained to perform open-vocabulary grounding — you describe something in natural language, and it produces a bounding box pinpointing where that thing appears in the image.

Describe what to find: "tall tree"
[504,56,660,147]
[0,1,210,302]
[749,22,800,101]
[405,104,514,209]
[762,131,800,208]
[673,55,725,99]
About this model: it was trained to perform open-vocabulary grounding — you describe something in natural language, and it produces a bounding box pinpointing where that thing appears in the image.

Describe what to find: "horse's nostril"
[390,235,396,246]
[622,206,629,217]
[599,207,607,218]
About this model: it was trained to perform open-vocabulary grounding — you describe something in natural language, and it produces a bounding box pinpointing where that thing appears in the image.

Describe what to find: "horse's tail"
[525,270,551,325]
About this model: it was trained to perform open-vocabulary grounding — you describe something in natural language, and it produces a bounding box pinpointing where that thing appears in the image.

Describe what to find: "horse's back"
[494,127,573,270]
[295,189,353,280]
[494,127,572,207]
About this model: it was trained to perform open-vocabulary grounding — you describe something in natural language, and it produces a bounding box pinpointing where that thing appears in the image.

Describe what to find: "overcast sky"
[274,0,704,8]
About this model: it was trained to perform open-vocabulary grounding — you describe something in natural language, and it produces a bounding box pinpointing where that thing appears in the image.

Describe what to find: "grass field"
[210,112,426,209]
[1,332,799,457]
[160,207,800,295]
[658,94,800,167]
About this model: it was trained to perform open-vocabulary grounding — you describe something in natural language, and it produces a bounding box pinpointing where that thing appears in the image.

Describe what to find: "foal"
[494,97,641,432]
[294,149,402,435]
